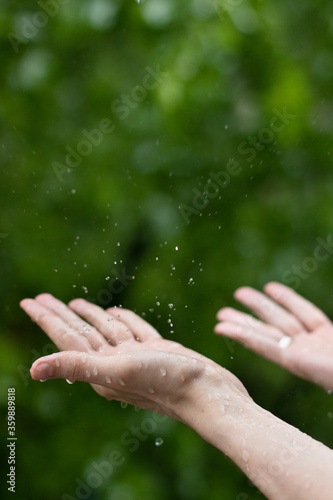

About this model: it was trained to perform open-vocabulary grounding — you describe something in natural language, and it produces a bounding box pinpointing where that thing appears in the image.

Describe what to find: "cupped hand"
[20,295,247,419]
[215,282,333,391]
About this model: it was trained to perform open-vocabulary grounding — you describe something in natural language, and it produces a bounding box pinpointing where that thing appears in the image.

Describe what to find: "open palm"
[20,294,244,418]
[215,282,333,391]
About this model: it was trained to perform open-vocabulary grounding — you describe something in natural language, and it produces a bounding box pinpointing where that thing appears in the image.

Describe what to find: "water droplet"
[168,303,173,309]
[55,359,60,367]
[105,376,112,384]
[81,354,87,363]
[160,367,167,376]
[328,390,333,395]
[39,379,47,382]
[242,450,250,462]
[155,438,164,447]
[119,378,125,386]
[66,379,75,384]
[85,370,91,378]
[148,387,155,394]
[175,246,179,251]
[121,402,128,409]
[220,404,226,415]
[93,367,98,376]
[278,336,292,349]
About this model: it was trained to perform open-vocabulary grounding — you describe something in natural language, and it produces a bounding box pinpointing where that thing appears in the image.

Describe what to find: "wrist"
[175,362,253,438]
[177,366,333,500]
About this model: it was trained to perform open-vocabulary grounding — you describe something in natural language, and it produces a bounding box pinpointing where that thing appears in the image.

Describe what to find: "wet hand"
[215,282,333,391]
[20,295,246,419]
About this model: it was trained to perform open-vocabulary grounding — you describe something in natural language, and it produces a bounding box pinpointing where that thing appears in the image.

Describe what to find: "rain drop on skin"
[66,379,75,385]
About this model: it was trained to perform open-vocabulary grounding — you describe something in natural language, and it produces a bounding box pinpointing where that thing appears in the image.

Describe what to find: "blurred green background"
[1,0,333,498]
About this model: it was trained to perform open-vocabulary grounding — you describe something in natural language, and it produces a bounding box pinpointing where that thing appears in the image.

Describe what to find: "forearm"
[178,369,333,500]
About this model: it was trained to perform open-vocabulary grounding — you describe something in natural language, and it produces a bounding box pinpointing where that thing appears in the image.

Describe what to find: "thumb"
[30,351,140,388]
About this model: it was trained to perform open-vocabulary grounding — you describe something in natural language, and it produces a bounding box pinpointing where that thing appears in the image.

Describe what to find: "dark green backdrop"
[1,0,333,498]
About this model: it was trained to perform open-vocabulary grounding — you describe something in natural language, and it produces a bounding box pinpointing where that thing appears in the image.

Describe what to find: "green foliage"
[1,0,333,498]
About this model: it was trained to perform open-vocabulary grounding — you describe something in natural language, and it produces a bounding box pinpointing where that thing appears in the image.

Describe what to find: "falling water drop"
[155,438,164,447]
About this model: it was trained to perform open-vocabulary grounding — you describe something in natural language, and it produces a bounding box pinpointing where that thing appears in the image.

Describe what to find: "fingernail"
[34,363,54,379]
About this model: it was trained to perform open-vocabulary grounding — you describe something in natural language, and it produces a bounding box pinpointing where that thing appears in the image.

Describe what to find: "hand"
[215,282,333,391]
[20,295,248,420]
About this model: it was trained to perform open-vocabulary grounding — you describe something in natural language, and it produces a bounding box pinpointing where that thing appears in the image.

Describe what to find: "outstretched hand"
[20,295,247,420]
[215,282,333,391]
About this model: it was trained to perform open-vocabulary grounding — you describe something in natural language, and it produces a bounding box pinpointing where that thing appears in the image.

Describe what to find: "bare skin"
[20,285,333,500]
[215,281,333,391]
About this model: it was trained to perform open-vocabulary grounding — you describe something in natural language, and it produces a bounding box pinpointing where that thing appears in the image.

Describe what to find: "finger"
[106,307,162,342]
[214,321,282,364]
[264,282,332,331]
[69,299,133,345]
[216,307,282,341]
[35,294,109,351]
[234,287,305,336]
[20,298,93,352]
[30,350,166,401]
